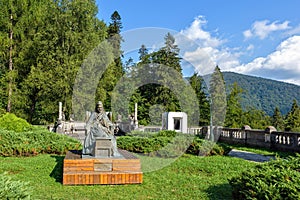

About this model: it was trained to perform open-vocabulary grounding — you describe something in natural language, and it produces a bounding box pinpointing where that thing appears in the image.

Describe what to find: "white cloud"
[179,17,300,85]
[244,20,291,39]
[246,44,254,51]
[285,24,300,36]
[180,16,224,48]
[243,30,253,39]
[228,36,300,85]
[179,16,239,75]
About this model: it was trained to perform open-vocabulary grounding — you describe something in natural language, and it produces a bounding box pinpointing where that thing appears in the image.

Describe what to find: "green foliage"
[187,136,225,156]
[117,130,225,157]
[223,72,300,116]
[156,130,178,137]
[229,155,300,200]
[0,173,32,199]
[0,0,109,123]
[225,82,244,128]
[0,113,32,132]
[115,33,201,126]
[241,108,271,129]
[189,73,210,126]
[0,127,81,156]
[209,66,226,126]
[284,99,300,132]
[272,107,284,131]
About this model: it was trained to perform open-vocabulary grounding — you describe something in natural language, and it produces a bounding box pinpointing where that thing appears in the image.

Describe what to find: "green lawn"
[0,154,257,200]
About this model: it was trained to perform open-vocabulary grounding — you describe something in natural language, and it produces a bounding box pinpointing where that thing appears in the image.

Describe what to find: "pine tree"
[138,44,148,61]
[285,99,300,131]
[272,107,284,131]
[189,73,210,126]
[241,108,271,129]
[209,66,226,127]
[224,82,243,128]
[97,10,124,111]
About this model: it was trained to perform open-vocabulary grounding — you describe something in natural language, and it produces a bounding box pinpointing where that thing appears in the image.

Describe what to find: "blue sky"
[96,0,300,85]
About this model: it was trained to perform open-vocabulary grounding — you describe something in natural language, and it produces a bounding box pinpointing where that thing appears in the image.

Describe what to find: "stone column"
[58,102,63,120]
[134,103,138,129]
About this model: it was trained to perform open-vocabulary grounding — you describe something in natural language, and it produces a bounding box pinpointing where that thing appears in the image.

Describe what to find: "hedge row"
[0,127,81,156]
[229,155,300,199]
[117,130,226,157]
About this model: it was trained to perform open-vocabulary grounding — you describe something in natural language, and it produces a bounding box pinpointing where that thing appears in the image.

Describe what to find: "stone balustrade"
[200,126,300,153]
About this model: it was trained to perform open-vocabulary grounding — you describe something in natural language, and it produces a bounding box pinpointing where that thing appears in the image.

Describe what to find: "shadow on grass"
[50,155,64,183]
[205,183,233,200]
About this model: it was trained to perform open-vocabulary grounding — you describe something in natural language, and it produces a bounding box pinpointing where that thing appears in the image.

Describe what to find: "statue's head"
[95,101,104,113]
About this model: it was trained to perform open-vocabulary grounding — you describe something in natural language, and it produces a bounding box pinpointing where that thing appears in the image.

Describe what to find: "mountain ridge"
[221,72,300,115]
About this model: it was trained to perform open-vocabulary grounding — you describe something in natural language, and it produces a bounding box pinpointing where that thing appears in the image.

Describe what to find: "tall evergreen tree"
[96,10,124,111]
[224,82,243,128]
[209,66,226,127]
[285,99,300,131]
[138,44,148,61]
[272,107,284,131]
[189,73,210,126]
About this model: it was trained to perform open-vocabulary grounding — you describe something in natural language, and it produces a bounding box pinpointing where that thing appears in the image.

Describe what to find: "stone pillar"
[58,102,63,120]
[134,103,138,129]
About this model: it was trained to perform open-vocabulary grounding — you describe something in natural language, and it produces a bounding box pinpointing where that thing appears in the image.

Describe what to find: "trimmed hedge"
[0,113,32,132]
[117,130,225,157]
[0,127,81,156]
[229,155,300,200]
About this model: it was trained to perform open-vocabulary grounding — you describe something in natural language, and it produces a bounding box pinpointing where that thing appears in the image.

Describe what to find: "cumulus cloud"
[178,16,300,85]
[244,20,291,39]
[229,36,300,85]
[178,16,239,75]
[285,24,300,36]
[180,16,224,48]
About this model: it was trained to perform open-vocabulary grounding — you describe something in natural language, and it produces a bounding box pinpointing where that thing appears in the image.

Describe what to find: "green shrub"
[117,136,171,154]
[156,130,178,137]
[117,132,225,157]
[0,127,81,156]
[187,137,225,156]
[0,113,32,132]
[125,130,178,138]
[125,130,157,138]
[0,173,32,199]
[229,155,300,200]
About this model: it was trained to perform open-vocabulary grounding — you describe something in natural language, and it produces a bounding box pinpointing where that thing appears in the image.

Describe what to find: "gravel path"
[228,149,275,162]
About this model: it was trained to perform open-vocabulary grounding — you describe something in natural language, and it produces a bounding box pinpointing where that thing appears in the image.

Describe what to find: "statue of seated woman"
[82,101,120,157]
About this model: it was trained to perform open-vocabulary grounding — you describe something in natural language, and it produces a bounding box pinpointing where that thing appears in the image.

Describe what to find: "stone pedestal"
[63,150,143,185]
[92,138,113,157]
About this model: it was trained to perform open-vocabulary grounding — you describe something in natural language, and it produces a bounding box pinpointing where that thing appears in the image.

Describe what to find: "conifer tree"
[272,107,284,131]
[97,10,124,111]
[224,82,243,128]
[189,73,210,126]
[209,66,226,127]
[285,99,300,131]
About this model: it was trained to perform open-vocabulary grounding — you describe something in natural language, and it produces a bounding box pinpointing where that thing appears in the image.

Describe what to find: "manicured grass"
[0,154,257,199]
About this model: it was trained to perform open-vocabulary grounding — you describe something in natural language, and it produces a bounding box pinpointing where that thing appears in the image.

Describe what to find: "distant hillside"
[221,72,300,116]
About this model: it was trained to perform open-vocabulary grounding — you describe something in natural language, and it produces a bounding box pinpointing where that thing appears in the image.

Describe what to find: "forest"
[1,0,300,132]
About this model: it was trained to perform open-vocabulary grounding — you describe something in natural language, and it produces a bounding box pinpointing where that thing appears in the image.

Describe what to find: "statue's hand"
[108,125,115,135]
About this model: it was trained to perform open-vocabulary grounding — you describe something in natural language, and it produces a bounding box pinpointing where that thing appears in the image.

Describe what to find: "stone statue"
[82,101,120,157]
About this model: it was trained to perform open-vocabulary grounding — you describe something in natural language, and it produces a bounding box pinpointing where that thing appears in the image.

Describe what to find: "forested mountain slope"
[222,72,300,115]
